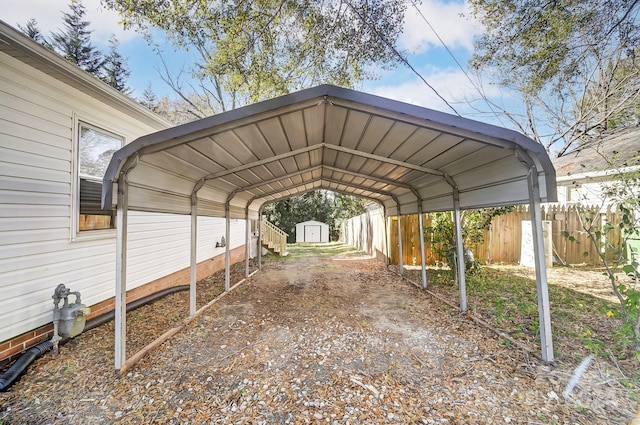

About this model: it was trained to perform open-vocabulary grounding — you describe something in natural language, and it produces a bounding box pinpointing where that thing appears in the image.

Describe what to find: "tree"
[469,0,640,360]
[138,83,159,112]
[17,18,50,47]
[138,83,158,112]
[50,0,104,77]
[424,208,513,271]
[101,34,131,94]
[567,156,640,353]
[102,0,406,114]
[263,191,365,243]
[468,0,640,155]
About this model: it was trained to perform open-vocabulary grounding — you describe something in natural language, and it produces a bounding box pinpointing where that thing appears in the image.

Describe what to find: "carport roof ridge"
[102,84,556,219]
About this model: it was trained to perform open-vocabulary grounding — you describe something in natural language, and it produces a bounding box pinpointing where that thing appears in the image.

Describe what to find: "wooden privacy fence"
[389,205,623,266]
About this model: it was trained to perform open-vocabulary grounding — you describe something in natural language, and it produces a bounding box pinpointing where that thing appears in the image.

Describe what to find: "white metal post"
[517,149,554,362]
[382,207,390,267]
[225,204,231,292]
[189,196,197,316]
[397,210,404,274]
[257,208,263,269]
[528,170,555,362]
[245,208,250,278]
[115,176,128,371]
[418,208,427,289]
[452,188,467,312]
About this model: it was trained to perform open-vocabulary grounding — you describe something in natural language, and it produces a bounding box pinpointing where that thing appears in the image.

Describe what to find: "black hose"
[0,284,190,392]
[84,284,190,331]
[0,340,53,392]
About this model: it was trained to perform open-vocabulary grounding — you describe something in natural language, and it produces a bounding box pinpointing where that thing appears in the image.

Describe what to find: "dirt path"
[1,249,637,424]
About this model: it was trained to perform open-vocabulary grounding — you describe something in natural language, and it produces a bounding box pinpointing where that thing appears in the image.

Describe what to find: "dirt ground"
[1,245,638,424]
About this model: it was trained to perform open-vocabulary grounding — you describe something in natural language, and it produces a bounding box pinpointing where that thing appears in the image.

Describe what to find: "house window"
[567,184,582,203]
[77,123,123,232]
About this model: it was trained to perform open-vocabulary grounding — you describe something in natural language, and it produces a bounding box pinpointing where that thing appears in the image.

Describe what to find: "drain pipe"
[0,284,190,392]
[84,284,190,331]
[0,340,53,391]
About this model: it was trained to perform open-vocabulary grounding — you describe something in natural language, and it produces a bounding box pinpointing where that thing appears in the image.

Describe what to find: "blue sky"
[3,0,502,117]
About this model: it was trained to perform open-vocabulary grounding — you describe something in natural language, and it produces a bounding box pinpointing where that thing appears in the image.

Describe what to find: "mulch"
[0,250,638,424]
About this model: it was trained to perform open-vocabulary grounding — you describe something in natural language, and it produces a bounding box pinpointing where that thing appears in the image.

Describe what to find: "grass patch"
[279,242,364,260]
[411,265,639,383]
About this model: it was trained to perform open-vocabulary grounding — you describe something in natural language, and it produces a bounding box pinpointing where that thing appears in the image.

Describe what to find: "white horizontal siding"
[1,50,247,343]
[1,133,70,161]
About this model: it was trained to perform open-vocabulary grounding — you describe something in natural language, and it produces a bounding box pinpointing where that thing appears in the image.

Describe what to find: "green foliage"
[138,83,159,112]
[101,35,131,94]
[17,18,49,47]
[21,1,132,95]
[50,0,104,76]
[424,207,514,263]
[468,0,640,155]
[262,191,366,243]
[563,165,640,352]
[103,0,406,111]
[457,266,639,369]
[470,0,640,93]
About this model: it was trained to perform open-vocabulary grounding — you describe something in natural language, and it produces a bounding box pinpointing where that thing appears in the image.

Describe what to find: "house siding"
[0,48,248,353]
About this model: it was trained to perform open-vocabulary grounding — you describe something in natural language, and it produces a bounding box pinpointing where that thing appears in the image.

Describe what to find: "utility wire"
[408,0,507,126]
[345,1,461,116]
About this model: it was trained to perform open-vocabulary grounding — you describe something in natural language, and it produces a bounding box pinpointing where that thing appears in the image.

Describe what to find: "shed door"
[304,225,321,242]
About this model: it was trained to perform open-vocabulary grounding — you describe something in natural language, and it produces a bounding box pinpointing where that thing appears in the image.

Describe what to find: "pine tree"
[17,18,49,47]
[50,0,103,77]
[101,34,131,94]
[139,83,159,111]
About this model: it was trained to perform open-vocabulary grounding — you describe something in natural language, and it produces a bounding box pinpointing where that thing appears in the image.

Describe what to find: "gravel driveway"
[0,247,636,424]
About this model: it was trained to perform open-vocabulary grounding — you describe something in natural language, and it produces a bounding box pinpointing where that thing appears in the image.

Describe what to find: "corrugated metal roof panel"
[102,85,557,220]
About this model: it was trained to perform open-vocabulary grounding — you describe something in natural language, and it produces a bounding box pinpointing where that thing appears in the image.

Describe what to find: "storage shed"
[296,220,329,243]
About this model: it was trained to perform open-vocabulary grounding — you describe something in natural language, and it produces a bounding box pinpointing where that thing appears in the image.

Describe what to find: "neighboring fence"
[341,205,624,266]
[338,207,388,261]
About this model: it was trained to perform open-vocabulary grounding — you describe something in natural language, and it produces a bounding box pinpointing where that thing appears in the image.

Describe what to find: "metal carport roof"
[102,85,556,220]
[102,84,557,371]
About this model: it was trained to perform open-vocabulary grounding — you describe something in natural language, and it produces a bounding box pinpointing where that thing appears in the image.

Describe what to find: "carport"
[102,85,557,371]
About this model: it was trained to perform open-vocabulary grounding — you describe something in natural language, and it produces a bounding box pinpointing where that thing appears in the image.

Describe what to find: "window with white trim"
[567,184,582,204]
[77,122,123,232]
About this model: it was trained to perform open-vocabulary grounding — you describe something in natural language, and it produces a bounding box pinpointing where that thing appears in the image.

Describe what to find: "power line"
[345,1,461,117]
[408,0,507,126]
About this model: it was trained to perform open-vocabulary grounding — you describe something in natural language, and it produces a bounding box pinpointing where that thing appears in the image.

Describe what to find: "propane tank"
[51,284,90,354]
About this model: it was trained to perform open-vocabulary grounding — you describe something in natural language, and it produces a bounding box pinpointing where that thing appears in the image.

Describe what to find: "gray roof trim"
[247,180,398,211]
[102,84,557,216]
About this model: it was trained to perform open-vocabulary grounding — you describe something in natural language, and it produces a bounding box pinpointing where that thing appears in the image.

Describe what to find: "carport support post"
[383,208,390,267]
[115,176,128,371]
[528,171,554,362]
[245,208,250,278]
[257,208,263,270]
[189,195,197,316]
[517,148,554,362]
[396,212,404,274]
[417,207,427,289]
[225,204,231,291]
[452,187,467,312]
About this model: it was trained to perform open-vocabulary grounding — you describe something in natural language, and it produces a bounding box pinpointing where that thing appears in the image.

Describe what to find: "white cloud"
[2,0,138,46]
[366,67,503,118]
[399,0,481,54]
